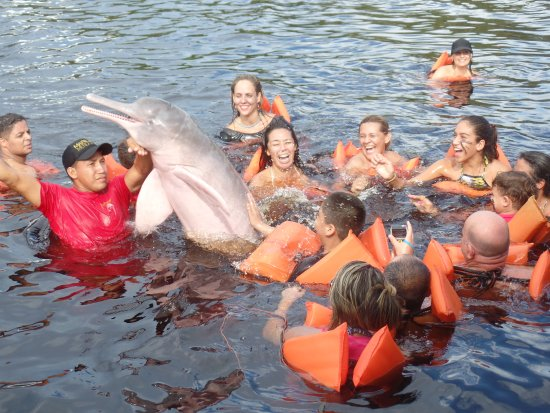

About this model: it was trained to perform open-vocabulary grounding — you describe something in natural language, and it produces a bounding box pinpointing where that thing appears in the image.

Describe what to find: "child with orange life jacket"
[491,171,538,222]
[263,261,401,362]
[247,191,367,280]
[341,115,409,194]
[429,38,475,82]
[409,171,537,221]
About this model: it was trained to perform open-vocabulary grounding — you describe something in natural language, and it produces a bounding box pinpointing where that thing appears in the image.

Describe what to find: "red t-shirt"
[38,175,133,250]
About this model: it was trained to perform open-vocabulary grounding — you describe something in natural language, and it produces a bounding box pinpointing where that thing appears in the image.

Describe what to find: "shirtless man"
[0,113,36,177]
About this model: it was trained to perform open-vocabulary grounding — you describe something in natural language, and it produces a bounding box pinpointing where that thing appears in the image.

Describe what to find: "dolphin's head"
[82,94,189,152]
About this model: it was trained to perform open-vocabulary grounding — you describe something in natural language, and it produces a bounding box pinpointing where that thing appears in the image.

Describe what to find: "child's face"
[314,208,327,235]
[492,186,509,214]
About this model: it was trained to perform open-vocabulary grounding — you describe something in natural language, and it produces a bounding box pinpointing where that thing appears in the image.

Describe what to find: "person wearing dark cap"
[431,38,474,81]
[0,136,152,250]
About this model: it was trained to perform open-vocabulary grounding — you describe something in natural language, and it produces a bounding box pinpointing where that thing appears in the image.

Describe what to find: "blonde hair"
[329,261,401,332]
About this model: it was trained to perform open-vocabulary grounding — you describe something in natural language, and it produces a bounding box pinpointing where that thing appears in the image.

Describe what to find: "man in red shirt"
[0,137,152,250]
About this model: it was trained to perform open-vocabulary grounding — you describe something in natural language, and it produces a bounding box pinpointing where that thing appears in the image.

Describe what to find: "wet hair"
[384,256,430,314]
[329,261,401,333]
[117,138,136,169]
[230,74,264,119]
[358,115,391,149]
[518,151,550,197]
[459,115,499,162]
[493,171,537,211]
[259,116,303,170]
[0,113,27,139]
[321,192,366,240]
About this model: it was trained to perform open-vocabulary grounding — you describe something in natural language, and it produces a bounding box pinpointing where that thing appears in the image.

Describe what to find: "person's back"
[265,261,402,362]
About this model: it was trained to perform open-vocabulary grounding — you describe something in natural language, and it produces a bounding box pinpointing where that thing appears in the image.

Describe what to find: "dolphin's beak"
[81,94,140,129]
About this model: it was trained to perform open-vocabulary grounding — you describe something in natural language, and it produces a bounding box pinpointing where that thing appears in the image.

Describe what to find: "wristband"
[385,172,398,184]
[401,239,414,251]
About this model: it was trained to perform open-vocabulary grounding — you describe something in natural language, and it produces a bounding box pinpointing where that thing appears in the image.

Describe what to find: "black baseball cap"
[62,138,112,170]
[451,38,473,55]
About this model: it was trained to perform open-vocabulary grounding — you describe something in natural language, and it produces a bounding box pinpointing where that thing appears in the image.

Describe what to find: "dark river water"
[1,1,549,412]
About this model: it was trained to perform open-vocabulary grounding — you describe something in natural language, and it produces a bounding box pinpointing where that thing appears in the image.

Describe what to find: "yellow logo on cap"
[73,139,93,151]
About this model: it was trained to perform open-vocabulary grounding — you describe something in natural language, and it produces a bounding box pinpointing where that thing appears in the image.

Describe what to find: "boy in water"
[247,191,366,280]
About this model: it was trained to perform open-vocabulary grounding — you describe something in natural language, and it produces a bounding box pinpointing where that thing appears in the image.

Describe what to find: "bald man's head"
[461,211,509,269]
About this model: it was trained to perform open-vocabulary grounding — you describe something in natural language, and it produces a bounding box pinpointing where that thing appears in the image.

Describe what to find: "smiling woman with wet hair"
[372,115,510,191]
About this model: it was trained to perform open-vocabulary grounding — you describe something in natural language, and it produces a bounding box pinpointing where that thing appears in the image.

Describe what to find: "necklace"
[540,199,549,213]
[236,114,262,129]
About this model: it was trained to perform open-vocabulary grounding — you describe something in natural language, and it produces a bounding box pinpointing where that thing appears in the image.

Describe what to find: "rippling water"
[1,1,549,412]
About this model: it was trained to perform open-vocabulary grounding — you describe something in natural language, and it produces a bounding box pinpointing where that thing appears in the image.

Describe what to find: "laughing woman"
[342,115,407,194]
[373,115,510,190]
[218,74,275,144]
[248,117,312,200]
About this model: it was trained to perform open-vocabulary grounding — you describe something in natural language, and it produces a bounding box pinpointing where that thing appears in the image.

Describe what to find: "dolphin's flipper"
[172,167,229,211]
[170,167,235,229]
[135,169,174,234]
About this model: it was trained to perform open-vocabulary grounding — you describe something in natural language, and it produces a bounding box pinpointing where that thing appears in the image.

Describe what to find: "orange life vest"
[359,217,391,268]
[508,196,549,244]
[443,242,533,266]
[296,231,382,285]
[529,250,550,300]
[422,239,463,322]
[239,221,321,282]
[283,307,405,391]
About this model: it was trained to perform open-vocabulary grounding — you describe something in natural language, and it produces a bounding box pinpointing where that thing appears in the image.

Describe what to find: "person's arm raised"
[0,158,41,207]
[123,137,153,193]
[372,154,450,189]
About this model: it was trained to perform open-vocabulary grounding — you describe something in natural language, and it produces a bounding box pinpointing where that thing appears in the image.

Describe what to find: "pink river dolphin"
[81,94,258,246]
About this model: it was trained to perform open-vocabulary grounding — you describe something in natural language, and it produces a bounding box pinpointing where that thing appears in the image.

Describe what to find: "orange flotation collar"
[271,95,291,123]
[422,239,463,322]
[243,147,264,183]
[239,221,321,282]
[443,242,533,266]
[296,231,382,285]
[529,250,550,300]
[508,196,549,244]
[104,153,128,181]
[432,180,492,198]
[427,238,549,302]
[359,217,391,268]
[283,305,405,391]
